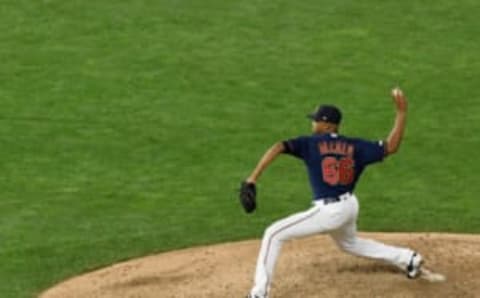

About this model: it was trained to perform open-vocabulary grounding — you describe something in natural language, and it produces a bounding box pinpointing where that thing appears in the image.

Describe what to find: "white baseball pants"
[250,193,415,298]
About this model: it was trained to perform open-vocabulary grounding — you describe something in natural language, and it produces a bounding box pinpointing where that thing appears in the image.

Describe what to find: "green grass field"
[1,1,480,297]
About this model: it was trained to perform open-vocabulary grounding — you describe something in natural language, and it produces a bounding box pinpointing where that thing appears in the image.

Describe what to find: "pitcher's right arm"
[385,88,408,156]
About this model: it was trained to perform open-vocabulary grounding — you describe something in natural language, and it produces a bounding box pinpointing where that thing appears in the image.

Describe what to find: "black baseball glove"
[239,181,256,213]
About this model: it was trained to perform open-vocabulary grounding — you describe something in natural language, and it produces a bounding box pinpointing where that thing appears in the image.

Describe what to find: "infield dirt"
[40,233,480,298]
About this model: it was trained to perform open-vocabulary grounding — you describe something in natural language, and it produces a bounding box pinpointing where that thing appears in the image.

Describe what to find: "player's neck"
[315,129,338,135]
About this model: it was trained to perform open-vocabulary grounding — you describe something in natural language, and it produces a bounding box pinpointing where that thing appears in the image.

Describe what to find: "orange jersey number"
[321,156,355,186]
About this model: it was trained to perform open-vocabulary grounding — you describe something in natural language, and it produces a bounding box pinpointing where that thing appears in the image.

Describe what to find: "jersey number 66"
[321,156,355,186]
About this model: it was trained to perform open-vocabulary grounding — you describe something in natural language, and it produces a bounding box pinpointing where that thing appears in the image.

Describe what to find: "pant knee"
[264,225,288,244]
[335,238,357,253]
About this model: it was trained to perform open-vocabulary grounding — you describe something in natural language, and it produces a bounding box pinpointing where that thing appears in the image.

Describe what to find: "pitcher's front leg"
[250,205,325,297]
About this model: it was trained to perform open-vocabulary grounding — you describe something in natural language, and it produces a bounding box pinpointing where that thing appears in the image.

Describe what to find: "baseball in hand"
[391,87,407,111]
[392,88,403,98]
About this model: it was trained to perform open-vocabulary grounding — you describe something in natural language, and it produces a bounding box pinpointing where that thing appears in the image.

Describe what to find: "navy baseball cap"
[307,104,342,124]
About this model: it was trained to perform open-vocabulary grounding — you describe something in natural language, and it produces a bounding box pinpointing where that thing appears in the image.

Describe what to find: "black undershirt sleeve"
[282,140,293,154]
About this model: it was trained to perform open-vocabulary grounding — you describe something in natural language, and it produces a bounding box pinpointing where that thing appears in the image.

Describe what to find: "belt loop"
[340,192,351,201]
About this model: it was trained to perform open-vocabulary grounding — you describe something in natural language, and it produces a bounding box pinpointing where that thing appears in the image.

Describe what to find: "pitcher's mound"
[40,233,480,298]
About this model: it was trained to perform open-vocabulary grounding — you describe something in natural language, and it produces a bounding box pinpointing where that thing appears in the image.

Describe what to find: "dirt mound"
[39,233,480,298]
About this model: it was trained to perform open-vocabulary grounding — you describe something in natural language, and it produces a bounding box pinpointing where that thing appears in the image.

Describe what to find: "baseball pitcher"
[240,88,424,298]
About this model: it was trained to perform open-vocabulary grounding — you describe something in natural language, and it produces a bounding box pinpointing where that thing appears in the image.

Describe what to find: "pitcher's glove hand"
[239,181,256,213]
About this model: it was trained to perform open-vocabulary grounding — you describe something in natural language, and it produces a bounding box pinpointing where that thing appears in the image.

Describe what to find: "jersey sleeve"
[282,136,309,160]
[355,139,386,166]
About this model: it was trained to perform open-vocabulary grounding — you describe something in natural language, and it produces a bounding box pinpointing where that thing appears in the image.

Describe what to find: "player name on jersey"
[318,140,354,157]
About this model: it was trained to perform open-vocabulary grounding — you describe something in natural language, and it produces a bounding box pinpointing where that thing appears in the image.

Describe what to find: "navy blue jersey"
[283,133,385,199]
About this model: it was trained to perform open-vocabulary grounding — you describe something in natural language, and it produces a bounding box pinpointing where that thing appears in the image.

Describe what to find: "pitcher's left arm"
[246,142,286,184]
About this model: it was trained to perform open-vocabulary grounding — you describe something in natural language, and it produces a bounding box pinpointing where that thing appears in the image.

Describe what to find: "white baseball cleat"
[406,252,424,279]
[246,294,265,298]
[419,267,446,282]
